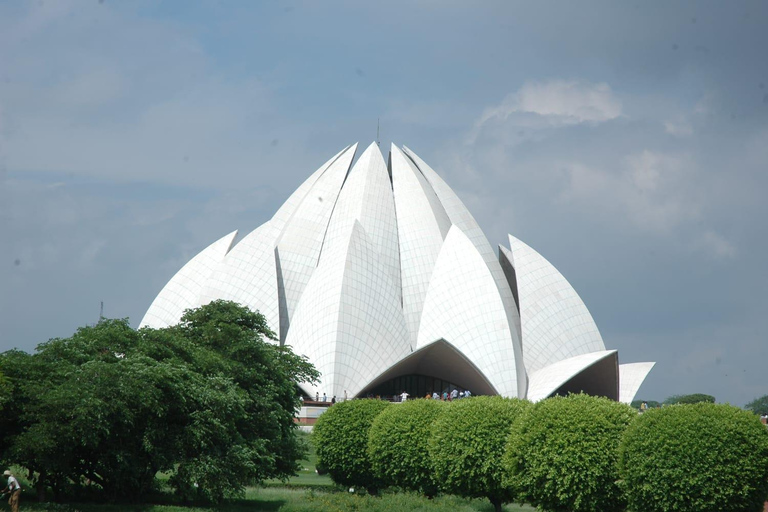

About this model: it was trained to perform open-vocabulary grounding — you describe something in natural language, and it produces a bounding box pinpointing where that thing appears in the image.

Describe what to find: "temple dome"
[141,142,653,402]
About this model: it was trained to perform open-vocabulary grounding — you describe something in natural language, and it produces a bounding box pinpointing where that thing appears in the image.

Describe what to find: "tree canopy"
[313,399,390,494]
[619,403,768,512]
[506,394,636,512]
[0,300,318,503]
[429,396,530,512]
[663,393,715,405]
[744,395,768,415]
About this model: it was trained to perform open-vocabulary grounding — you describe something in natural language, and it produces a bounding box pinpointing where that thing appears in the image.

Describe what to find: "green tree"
[505,394,636,512]
[313,399,389,494]
[619,402,768,512]
[0,301,318,503]
[367,398,444,496]
[0,369,9,411]
[744,394,768,415]
[663,393,715,405]
[428,396,530,512]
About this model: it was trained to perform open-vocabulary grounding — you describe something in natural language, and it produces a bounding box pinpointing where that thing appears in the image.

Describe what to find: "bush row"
[313,395,768,512]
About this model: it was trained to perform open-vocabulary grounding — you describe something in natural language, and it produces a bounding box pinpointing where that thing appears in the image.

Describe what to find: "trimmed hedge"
[313,399,389,493]
[505,393,635,512]
[618,402,768,512]
[429,396,531,512]
[367,398,445,495]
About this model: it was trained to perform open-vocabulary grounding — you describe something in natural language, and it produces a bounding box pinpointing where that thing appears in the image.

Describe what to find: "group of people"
[397,388,471,402]
[311,392,337,404]
[428,388,471,401]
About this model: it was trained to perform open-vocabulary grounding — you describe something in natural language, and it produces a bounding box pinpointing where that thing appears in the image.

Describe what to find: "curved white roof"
[527,350,617,402]
[418,226,520,397]
[619,362,656,404]
[502,235,607,374]
[140,230,237,329]
[141,142,653,400]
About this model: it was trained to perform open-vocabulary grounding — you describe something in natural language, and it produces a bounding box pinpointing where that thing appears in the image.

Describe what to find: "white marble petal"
[275,144,358,340]
[404,146,526,394]
[619,362,656,404]
[140,230,237,328]
[390,144,451,346]
[418,226,519,398]
[320,142,400,294]
[505,234,606,374]
[286,221,411,398]
[197,221,280,338]
[527,350,617,402]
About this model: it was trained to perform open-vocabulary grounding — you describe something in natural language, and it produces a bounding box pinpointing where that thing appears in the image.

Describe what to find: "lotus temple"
[140,142,654,404]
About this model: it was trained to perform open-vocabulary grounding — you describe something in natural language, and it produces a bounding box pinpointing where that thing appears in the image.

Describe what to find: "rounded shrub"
[429,396,531,512]
[367,397,445,495]
[505,393,636,512]
[618,402,768,512]
[313,399,389,493]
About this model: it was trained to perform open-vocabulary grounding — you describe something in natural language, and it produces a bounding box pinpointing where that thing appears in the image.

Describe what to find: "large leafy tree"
[744,395,768,415]
[0,369,9,411]
[0,300,318,503]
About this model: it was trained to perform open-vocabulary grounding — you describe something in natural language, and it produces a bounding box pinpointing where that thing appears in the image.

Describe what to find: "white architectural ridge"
[141,142,654,403]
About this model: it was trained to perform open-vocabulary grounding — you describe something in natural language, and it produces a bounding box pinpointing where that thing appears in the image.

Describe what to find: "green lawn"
[262,430,334,488]
[17,488,533,511]
[11,432,534,511]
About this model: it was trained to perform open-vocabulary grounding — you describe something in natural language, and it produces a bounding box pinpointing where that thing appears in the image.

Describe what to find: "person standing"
[400,390,409,402]
[2,470,20,512]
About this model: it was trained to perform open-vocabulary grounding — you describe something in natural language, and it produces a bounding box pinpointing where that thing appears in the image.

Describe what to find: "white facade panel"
[417,226,519,398]
[390,145,451,346]
[286,221,410,398]
[275,144,357,338]
[140,230,237,328]
[197,221,280,338]
[527,350,616,402]
[320,142,400,294]
[404,146,526,394]
[271,145,353,236]
[506,234,606,374]
[619,362,656,404]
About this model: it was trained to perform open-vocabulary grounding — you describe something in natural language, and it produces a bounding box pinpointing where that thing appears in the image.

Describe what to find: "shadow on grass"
[17,495,287,512]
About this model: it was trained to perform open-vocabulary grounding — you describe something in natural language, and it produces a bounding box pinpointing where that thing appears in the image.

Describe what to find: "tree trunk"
[489,497,503,512]
[35,470,47,503]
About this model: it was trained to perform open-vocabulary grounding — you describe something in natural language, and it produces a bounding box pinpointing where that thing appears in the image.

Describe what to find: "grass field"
[262,431,334,488]
[15,488,534,511]
[9,432,534,511]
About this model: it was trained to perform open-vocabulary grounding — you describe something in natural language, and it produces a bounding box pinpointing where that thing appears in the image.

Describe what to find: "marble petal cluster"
[141,142,654,402]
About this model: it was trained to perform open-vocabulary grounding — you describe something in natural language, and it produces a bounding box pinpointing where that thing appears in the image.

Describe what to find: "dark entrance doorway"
[356,339,498,399]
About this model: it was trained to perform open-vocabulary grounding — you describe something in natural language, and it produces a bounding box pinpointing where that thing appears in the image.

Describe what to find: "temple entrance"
[356,339,498,399]
[363,374,466,401]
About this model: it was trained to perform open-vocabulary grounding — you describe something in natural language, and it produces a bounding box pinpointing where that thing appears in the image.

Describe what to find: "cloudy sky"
[2,0,766,406]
